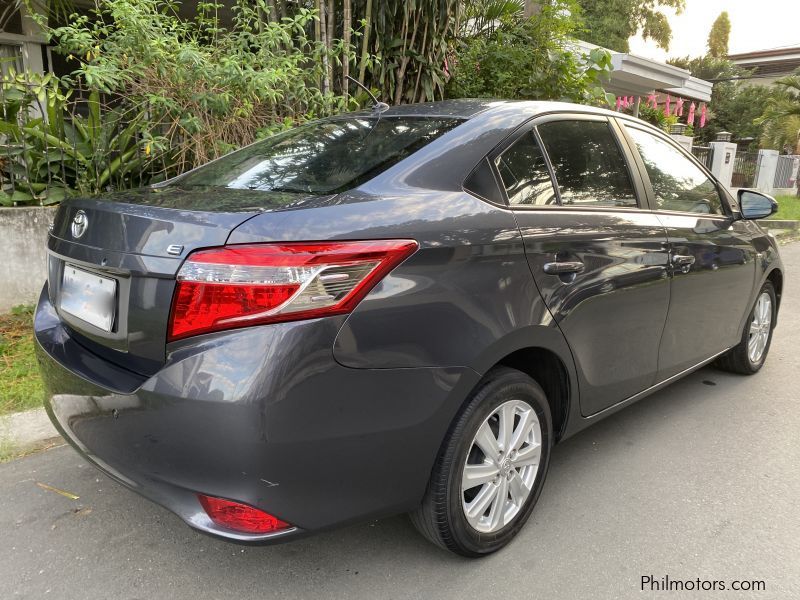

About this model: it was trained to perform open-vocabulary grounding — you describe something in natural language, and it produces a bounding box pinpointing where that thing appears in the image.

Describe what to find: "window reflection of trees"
[495,132,557,206]
[177,117,459,195]
[538,121,637,208]
[625,127,722,215]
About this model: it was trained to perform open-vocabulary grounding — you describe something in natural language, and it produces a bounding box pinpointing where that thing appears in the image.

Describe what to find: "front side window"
[494,132,557,206]
[175,117,460,195]
[537,120,638,208]
[625,126,723,215]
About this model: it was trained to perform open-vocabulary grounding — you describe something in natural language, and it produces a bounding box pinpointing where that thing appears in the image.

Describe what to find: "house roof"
[728,47,800,79]
[728,47,800,61]
[574,40,713,102]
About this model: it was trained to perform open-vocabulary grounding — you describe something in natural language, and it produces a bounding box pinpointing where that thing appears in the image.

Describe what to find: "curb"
[0,408,63,460]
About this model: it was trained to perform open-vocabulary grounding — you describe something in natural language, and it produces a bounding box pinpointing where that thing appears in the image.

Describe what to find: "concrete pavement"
[1,242,799,600]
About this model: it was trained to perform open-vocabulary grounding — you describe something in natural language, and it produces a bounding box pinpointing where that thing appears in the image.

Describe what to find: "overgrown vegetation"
[0,0,617,206]
[50,0,350,167]
[758,74,800,153]
[577,0,684,53]
[447,0,613,105]
[0,305,43,416]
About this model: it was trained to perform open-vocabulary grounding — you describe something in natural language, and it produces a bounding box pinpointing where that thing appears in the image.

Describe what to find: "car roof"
[345,99,622,121]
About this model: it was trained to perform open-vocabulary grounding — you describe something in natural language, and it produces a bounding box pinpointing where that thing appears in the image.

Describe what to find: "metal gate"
[732,152,759,188]
[774,155,800,189]
[691,146,714,169]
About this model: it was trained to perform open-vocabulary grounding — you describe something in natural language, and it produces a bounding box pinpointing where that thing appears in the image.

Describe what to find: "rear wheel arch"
[465,327,577,443]
[494,347,570,442]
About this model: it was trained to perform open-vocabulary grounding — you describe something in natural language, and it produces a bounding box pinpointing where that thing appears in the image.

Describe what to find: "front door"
[620,123,757,379]
[495,116,671,416]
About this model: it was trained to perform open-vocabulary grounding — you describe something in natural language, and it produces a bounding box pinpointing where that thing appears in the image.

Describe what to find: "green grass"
[768,194,800,221]
[0,305,43,417]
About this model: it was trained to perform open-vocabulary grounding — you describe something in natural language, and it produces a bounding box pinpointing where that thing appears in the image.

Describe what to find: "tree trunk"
[318,0,330,95]
[266,0,278,22]
[327,0,335,90]
[342,0,352,99]
[357,0,373,84]
[524,1,542,18]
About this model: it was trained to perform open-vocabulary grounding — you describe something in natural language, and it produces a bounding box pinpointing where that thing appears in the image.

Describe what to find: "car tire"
[715,281,777,375]
[410,366,552,557]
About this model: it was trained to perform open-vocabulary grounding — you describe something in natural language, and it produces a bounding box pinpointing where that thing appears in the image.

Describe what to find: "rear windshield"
[174,116,460,195]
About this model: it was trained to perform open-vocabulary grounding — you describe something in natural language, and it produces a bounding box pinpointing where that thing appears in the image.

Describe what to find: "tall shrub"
[48,0,350,171]
[447,1,613,105]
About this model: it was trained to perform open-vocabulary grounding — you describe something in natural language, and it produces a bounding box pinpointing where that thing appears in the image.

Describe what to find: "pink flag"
[664,95,672,117]
[616,96,622,111]
[647,93,658,109]
[687,102,696,126]
[676,97,685,117]
[699,103,707,128]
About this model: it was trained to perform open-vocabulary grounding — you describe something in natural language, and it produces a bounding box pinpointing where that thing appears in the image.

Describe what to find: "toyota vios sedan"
[35,100,783,556]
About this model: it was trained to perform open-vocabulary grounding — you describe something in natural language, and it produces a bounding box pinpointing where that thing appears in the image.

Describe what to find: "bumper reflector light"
[198,494,291,534]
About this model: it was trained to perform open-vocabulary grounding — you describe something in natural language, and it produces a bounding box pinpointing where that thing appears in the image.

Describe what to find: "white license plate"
[60,265,117,332]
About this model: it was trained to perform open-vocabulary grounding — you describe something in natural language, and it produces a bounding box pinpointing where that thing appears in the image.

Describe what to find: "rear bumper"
[34,285,480,542]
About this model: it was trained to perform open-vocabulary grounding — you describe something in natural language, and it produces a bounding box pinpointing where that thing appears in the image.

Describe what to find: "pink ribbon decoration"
[699,103,707,128]
[687,102,696,126]
[664,95,672,117]
[628,96,634,108]
[676,97,685,117]
[647,93,658,109]
[616,96,622,111]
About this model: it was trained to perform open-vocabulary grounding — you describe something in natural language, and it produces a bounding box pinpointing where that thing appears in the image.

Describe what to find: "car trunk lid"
[46,186,322,376]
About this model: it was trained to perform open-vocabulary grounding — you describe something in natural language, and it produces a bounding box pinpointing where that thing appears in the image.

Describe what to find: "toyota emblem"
[71,210,88,239]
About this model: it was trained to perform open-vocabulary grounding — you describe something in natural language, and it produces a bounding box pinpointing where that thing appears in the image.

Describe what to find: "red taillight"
[198,494,291,534]
[168,239,418,341]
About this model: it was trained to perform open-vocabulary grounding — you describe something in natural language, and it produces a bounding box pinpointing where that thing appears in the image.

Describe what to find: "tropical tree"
[668,55,746,144]
[758,73,800,153]
[448,0,613,105]
[576,0,685,52]
[707,11,730,58]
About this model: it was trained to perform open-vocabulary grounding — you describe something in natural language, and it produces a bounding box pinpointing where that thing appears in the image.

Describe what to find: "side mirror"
[738,190,778,220]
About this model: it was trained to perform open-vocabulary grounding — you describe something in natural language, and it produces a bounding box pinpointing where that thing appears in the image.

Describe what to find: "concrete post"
[754,149,779,193]
[709,141,737,189]
[19,2,47,75]
[670,134,693,152]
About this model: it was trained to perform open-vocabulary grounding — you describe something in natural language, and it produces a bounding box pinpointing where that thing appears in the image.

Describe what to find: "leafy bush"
[0,70,166,205]
[447,1,613,105]
[625,104,677,132]
[47,0,350,170]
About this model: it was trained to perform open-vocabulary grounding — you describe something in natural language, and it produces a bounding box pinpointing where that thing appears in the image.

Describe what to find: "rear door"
[618,122,757,378]
[497,114,671,416]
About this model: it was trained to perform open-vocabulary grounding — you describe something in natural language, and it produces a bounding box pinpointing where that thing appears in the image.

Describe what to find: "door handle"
[671,254,695,273]
[543,261,585,275]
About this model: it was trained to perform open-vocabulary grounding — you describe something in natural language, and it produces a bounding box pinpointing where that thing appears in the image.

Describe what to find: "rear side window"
[625,126,723,215]
[494,132,557,206]
[537,120,638,208]
[175,117,460,195]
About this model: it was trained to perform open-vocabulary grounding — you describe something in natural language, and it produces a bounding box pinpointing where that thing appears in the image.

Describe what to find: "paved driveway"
[2,243,799,600]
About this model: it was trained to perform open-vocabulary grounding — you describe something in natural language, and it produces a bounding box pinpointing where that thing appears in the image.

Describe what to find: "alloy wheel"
[747,291,772,364]
[461,399,542,534]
